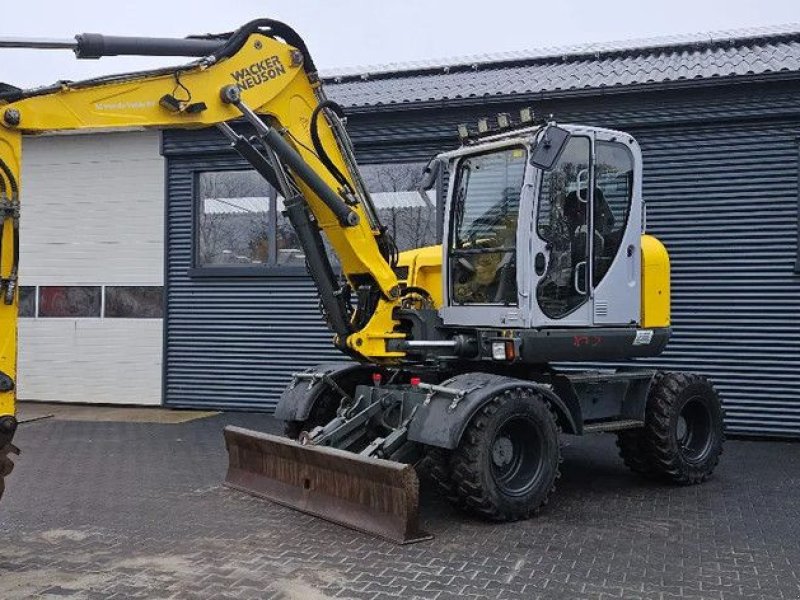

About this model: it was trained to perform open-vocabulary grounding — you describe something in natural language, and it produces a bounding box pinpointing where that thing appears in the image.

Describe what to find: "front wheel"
[282,366,384,439]
[283,389,340,439]
[449,388,560,521]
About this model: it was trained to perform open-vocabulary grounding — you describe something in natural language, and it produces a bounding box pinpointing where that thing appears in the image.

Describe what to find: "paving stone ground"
[1,411,798,599]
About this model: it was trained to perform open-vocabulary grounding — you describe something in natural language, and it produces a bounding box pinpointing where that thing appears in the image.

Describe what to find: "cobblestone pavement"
[1,412,798,600]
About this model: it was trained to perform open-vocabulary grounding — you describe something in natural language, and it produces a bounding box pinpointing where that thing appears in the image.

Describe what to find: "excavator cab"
[441,122,649,333]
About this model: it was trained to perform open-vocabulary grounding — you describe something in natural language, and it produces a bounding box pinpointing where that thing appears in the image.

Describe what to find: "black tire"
[620,371,724,484]
[420,447,462,507]
[0,444,18,501]
[449,388,560,521]
[283,388,341,439]
[282,367,383,439]
[616,429,657,476]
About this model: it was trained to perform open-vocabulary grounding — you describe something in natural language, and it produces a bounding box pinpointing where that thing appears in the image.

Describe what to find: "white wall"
[17,131,164,405]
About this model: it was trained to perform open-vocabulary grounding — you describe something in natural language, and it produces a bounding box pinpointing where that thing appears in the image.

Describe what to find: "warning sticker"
[633,329,654,346]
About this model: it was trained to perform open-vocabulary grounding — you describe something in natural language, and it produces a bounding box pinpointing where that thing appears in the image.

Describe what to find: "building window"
[360,162,437,252]
[18,286,35,318]
[38,286,101,318]
[195,170,303,270]
[19,285,163,319]
[105,286,163,318]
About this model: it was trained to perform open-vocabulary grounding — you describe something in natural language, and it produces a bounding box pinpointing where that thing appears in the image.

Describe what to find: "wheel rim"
[490,416,545,497]
[676,396,714,463]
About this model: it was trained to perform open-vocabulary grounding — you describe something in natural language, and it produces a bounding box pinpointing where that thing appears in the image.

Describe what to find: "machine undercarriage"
[225,360,724,543]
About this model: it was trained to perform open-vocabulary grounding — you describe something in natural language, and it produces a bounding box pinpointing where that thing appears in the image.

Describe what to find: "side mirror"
[530,125,570,171]
[416,158,441,209]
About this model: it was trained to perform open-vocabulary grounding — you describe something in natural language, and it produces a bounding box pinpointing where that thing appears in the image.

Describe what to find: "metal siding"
[630,120,800,437]
[163,81,800,437]
[163,155,340,410]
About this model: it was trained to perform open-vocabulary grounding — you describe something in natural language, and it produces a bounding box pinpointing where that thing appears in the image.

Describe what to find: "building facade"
[19,27,800,437]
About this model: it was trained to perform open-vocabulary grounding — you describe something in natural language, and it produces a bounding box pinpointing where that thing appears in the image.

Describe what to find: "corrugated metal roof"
[370,190,432,209]
[324,24,800,108]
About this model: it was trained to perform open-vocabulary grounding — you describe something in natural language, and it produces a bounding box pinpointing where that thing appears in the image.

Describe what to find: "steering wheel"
[458,256,476,274]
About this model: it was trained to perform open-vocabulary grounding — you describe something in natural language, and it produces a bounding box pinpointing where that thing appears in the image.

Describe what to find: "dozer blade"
[0,443,19,501]
[223,426,432,544]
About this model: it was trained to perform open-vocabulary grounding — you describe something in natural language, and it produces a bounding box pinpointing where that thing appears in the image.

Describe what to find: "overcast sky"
[2,0,798,88]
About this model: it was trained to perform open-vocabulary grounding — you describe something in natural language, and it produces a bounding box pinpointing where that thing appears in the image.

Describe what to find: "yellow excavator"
[0,19,724,542]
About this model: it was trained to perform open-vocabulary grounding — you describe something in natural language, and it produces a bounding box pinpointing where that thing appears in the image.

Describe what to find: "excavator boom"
[0,20,418,530]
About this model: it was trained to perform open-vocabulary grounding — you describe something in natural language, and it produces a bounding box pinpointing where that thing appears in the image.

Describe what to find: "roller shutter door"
[631,119,800,436]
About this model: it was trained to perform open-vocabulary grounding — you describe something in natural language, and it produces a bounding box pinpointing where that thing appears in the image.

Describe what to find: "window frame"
[18,285,36,318]
[592,139,636,288]
[104,286,165,319]
[37,285,103,319]
[447,145,528,307]
[533,134,594,320]
[18,285,166,320]
[189,168,308,278]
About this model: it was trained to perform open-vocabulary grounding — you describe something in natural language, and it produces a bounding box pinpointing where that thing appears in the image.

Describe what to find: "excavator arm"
[0,19,417,501]
[0,19,406,358]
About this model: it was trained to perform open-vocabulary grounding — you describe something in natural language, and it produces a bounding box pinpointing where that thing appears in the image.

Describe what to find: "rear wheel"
[618,371,724,484]
[449,388,560,521]
[616,428,656,476]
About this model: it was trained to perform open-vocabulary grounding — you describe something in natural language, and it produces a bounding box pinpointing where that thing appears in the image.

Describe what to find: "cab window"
[593,141,634,285]
[535,136,592,318]
[450,147,526,305]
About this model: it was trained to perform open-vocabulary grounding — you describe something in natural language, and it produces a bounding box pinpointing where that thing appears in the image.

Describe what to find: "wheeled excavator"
[0,19,724,542]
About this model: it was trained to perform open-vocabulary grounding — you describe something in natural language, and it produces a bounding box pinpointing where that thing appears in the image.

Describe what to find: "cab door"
[441,145,528,328]
[530,133,594,327]
[529,129,642,328]
[590,130,641,325]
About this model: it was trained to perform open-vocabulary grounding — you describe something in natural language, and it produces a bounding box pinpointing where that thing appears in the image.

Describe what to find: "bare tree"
[360,163,437,251]
[197,171,271,265]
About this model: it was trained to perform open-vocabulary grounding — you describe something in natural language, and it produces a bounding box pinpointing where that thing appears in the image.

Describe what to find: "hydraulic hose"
[0,158,18,199]
[309,100,399,267]
[0,158,19,305]
[310,101,354,195]
[210,19,317,73]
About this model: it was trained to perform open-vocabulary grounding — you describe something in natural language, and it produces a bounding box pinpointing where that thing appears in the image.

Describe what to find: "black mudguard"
[406,372,579,450]
[274,362,376,423]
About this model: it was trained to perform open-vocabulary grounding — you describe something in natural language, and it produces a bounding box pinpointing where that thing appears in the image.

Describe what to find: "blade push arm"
[0,20,406,362]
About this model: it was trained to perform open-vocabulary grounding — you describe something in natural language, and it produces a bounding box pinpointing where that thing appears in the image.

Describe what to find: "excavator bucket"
[223,426,431,544]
